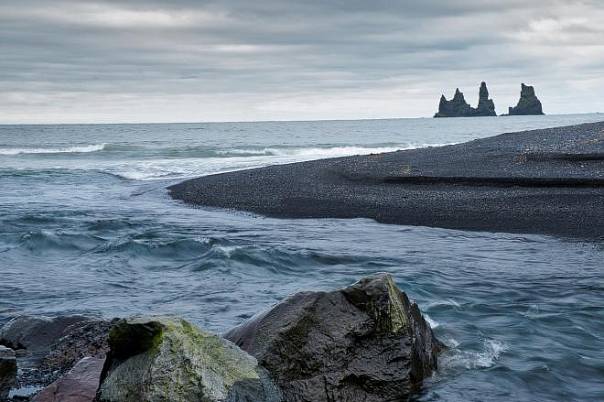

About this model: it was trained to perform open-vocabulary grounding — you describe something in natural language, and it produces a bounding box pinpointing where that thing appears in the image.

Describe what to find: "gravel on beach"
[169,121,604,239]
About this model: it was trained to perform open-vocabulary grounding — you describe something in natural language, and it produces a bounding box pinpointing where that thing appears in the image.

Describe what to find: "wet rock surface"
[0,316,111,401]
[508,83,544,115]
[32,357,104,402]
[97,316,281,402]
[0,316,89,359]
[0,346,17,400]
[225,273,442,402]
[1,276,442,401]
[39,319,113,382]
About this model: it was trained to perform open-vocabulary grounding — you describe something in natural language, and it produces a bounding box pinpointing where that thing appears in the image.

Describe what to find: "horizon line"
[0,112,602,126]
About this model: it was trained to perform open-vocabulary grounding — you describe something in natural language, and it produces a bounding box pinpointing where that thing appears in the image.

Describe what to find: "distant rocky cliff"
[434,82,496,117]
[476,82,496,116]
[508,83,544,115]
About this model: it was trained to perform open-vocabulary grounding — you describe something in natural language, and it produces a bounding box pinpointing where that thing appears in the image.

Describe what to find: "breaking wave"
[0,144,107,155]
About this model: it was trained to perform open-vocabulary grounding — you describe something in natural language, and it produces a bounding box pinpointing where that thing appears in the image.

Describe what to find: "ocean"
[1,114,603,401]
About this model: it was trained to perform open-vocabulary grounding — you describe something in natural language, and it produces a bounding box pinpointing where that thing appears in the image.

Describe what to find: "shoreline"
[169,121,604,239]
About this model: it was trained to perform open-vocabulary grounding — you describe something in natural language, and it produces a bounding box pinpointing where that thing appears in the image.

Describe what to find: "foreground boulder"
[0,346,17,400]
[0,315,89,359]
[32,357,104,402]
[0,315,111,399]
[225,273,442,402]
[508,83,544,115]
[97,316,281,402]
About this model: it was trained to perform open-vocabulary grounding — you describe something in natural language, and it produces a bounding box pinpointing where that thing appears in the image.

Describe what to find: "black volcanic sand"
[169,121,604,239]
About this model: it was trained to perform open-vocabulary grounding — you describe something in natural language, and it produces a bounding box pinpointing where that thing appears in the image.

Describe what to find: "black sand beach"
[169,121,604,239]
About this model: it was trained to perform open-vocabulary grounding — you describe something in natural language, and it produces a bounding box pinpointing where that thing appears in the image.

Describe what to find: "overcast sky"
[1,0,603,123]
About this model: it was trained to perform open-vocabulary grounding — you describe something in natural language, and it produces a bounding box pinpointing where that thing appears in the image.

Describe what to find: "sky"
[1,0,603,123]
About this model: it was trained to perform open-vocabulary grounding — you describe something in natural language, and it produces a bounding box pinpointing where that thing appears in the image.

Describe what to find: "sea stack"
[434,89,473,118]
[476,81,496,116]
[508,83,544,115]
[434,82,496,117]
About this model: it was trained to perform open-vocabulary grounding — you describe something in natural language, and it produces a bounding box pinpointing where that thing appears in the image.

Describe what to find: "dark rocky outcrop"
[508,83,544,115]
[476,82,497,116]
[225,273,443,402]
[32,357,104,402]
[434,82,496,117]
[96,316,281,402]
[434,88,473,117]
[0,346,17,400]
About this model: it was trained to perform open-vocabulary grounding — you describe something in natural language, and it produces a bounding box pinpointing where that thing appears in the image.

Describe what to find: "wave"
[0,144,106,155]
[214,144,449,159]
[443,339,508,370]
[1,142,454,181]
[423,314,440,328]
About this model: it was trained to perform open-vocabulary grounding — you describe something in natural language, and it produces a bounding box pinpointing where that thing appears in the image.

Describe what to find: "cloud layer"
[1,0,603,123]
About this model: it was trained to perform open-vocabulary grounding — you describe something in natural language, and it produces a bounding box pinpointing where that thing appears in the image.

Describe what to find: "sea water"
[1,114,603,401]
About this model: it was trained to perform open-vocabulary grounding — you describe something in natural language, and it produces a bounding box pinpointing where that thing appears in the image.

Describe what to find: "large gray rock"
[225,273,442,402]
[97,316,282,402]
[0,346,17,400]
[32,357,104,402]
[0,315,89,358]
[508,83,544,115]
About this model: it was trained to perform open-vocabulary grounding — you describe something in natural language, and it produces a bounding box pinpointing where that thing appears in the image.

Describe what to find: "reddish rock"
[32,357,104,402]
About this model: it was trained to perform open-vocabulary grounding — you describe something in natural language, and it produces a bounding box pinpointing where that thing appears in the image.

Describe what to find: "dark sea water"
[1,115,603,401]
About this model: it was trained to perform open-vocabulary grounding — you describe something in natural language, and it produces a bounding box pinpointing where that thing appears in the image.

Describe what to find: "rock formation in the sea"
[225,273,443,402]
[0,346,17,400]
[96,316,282,402]
[434,82,496,117]
[476,81,497,116]
[434,88,474,117]
[508,83,544,115]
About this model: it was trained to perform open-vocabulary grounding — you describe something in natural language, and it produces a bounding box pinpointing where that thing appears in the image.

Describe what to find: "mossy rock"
[225,273,443,402]
[97,316,281,402]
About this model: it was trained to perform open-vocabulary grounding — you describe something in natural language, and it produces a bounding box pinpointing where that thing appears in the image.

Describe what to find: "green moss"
[362,276,409,335]
[384,278,408,333]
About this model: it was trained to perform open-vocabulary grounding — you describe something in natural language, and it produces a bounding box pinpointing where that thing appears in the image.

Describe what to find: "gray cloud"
[0,0,602,123]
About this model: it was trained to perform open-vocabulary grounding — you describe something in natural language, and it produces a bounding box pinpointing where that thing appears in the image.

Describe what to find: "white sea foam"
[0,144,106,155]
[442,339,508,370]
[426,299,462,309]
[216,143,451,159]
[109,143,453,181]
[1,142,453,181]
[424,314,440,328]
